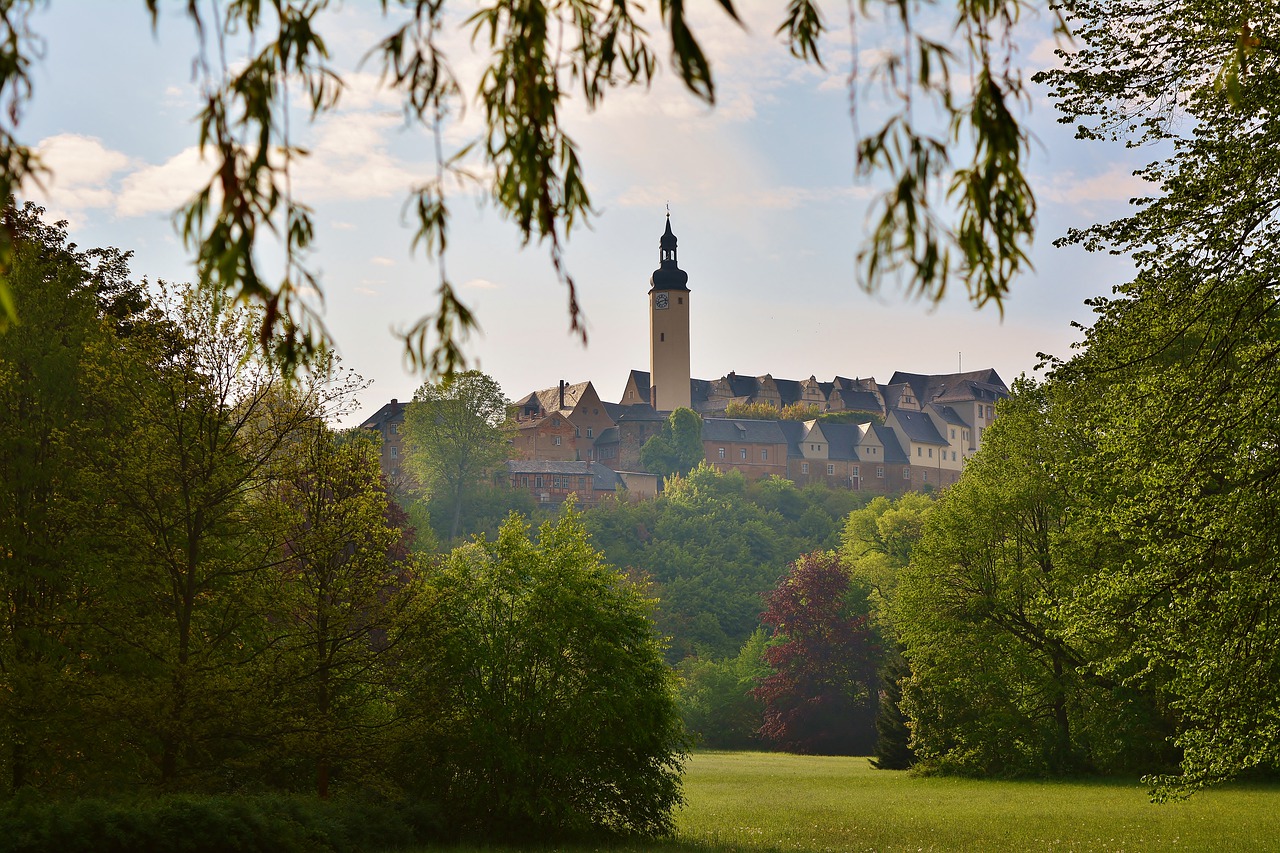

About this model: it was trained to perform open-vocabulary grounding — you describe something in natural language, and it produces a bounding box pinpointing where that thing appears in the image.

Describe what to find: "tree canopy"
[403,370,511,542]
[640,407,705,480]
[1,0,1045,375]
[400,509,687,839]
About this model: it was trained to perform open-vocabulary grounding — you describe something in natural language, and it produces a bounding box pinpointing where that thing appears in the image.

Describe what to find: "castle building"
[359,216,1010,501]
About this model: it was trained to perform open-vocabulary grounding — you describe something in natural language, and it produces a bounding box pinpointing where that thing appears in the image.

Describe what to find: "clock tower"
[649,214,691,411]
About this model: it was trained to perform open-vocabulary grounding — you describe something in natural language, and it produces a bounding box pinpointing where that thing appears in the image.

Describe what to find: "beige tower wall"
[649,289,691,411]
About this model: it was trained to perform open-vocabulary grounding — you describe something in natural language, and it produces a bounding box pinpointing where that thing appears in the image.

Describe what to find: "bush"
[0,793,431,853]
[397,509,688,840]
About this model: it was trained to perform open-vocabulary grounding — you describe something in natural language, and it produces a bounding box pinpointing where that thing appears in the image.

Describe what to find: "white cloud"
[333,71,404,112]
[24,134,131,223]
[116,146,212,217]
[294,111,423,201]
[1040,165,1156,206]
[371,256,396,267]
[331,220,357,230]
[463,277,500,290]
[38,133,130,186]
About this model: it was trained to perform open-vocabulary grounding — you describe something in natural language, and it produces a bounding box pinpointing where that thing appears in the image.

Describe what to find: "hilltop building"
[359,217,1010,502]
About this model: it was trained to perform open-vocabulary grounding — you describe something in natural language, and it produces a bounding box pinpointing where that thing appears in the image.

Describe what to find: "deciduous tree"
[640,406,704,480]
[260,427,418,798]
[1035,0,1280,794]
[0,204,145,793]
[402,370,511,542]
[399,509,687,839]
[895,383,1173,777]
[754,551,878,755]
[105,289,364,788]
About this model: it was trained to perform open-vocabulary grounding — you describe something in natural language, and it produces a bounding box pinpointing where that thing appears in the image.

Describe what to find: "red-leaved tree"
[753,551,879,754]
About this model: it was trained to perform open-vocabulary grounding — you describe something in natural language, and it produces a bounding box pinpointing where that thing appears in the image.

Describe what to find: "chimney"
[559,379,566,409]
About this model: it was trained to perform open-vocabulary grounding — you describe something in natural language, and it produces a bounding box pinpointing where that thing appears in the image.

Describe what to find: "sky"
[16,1,1154,425]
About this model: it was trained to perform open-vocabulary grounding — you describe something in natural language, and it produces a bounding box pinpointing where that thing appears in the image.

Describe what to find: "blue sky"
[18,1,1153,423]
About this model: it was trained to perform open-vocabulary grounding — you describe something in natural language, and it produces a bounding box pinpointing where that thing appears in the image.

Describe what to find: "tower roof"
[649,214,689,292]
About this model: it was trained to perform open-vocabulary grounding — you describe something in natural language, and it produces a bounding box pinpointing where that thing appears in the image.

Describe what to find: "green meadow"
[436,751,1280,852]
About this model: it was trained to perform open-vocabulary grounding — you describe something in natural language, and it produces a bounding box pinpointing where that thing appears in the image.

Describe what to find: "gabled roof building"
[356,219,1012,498]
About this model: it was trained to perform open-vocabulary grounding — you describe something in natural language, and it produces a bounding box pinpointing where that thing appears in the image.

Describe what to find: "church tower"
[649,214,691,411]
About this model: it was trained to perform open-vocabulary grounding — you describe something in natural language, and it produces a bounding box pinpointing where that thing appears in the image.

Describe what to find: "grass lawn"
[674,751,1280,851]
[427,751,1280,852]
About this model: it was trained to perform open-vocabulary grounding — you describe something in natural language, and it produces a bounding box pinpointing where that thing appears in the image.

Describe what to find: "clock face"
[654,292,669,310]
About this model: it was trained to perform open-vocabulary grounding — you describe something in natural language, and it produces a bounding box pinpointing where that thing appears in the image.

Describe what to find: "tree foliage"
[639,406,704,480]
[723,400,782,420]
[1026,0,1280,795]
[259,427,419,797]
[399,509,687,840]
[896,383,1178,778]
[754,551,878,755]
[677,628,769,750]
[0,207,688,838]
[1,0,1045,374]
[584,466,866,662]
[0,204,148,792]
[403,370,511,542]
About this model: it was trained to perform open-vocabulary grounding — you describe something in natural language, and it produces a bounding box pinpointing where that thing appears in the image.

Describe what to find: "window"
[553,435,561,446]
[928,448,933,458]
[552,476,561,488]
[390,423,398,435]
[552,417,560,426]
[761,449,768,461]
[535,475,544,488]
[876,466,884,478]
[575,426,581,437]
[952,451,957,461]
[802,462,809,474]
[917,446,922,457]
[903,468,911,480]
[586,427,593,438]
[660,332,665,341]
[390,446,398,458]
[678,296,683,304]
[521,477,528,486]
[922,470,928,483]
[826,464,835,475]
[852,466,859,478]
[740,449,748,460]
[579,477,587,488]
[949,427,955,439]
[718,447,726,459]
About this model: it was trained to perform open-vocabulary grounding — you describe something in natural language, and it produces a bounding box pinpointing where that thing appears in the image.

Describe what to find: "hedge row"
[0,793,441,853]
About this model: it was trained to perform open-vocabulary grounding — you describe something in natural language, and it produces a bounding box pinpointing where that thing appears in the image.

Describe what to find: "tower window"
[660,333,665,341]
[678,297,683,304]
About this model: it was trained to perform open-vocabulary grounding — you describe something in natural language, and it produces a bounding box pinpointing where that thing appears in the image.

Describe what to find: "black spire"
[649,213,689,291]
